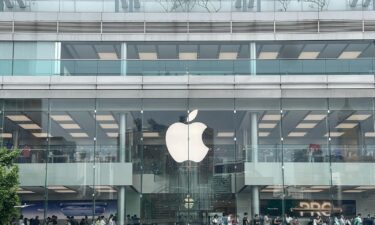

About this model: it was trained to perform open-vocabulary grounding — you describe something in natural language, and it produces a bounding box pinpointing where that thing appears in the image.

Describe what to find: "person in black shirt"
[252,214,260,225]
[243,213,249,225]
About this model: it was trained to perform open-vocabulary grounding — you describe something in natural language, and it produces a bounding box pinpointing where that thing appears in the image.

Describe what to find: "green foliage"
[0,147,20,225]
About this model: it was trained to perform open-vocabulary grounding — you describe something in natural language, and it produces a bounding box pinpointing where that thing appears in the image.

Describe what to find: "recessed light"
[47,186,68,190]
[19,124,41,130]
[96,189,117,193]
[6,115,31,122]
[302,189,323,193]
[266,185,283,189]
[298,51,320,59]
[365,132,375,137]
[50,115,73,122]
[99,124,119,129]
[179,52,197,60]
[106,132,119,138]
[60,123,81,129]
[259,123,277,129]
[139,52,157,60]
[258,52,278,59]
[336,123,358,129]
[0,133,12,138]
[262,115,282,121]
[259,132,270,137]
[346,114,371,121]
[288,132,307,137]
[32,133,51,138]
[217,132,234,137]
[17,190,35,194]
[296,123,317,129]
[343,190,365,193]
[261,189,282,193]
[91,185,113,189]
[70,132,89,138]
[355,186,375,190]
[96,115,115,121]
[143,132,159,138]
[304,114,326,121]
[324,132,345,137]
[339,51,361,59]
[219,52,238,60]
[310,186,330,189]
[98,52,118,60]
[54,190,76,193]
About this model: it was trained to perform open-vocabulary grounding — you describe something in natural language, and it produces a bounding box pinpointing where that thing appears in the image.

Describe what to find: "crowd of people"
[211,213,375,225]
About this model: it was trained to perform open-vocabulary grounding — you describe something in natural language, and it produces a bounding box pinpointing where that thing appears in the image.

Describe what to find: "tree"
[0,147,20,225]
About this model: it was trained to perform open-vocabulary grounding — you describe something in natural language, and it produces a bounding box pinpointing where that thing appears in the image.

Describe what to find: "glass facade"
[0,0,374,13]
[4,98,375,224]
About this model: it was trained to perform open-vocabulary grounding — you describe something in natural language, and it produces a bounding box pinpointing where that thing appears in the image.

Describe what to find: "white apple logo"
[165,110,209,163]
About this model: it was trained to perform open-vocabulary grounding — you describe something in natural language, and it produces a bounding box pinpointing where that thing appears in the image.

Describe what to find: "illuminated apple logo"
[165,110,209,163]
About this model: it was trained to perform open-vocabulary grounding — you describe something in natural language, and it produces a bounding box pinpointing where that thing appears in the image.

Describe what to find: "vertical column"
[121,42,127,76]
[250,42,256,76]
[257,0,261,12]
[250,113,260,216]
[118,113,127,225]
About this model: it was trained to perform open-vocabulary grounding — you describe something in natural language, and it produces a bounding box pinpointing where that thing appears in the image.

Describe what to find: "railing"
[0,0,373,13]
[246,145,375,163]
[1,58,374,76]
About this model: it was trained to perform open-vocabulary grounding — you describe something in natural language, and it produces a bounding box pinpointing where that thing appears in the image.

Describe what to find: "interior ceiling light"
[19,124,41,130]
[98,52,118,60]
[259,123,277,129]
[304,114,326,121]
[365,132,375,137]
[70,132,89,138]
[296,123,317,129]
[143,132,159,138]
[96,189,117,193]
[54,190,77,193]
[346,114,371,121]
[298,51,320,59]
[343,190,365,193]
[310,186,330,189]
[0,133,12,138]
[217,132,234,137]
[47,186,68,190]
[288,132,307,137]
[60,123,81,129]
[301,189,323,193]
[258,52,278,59]
[324,132,345,137]
[336,123,358,129]
[179,52,197,60]
[17,190,35,194]
[6,115,31,122]
[106,132,119,138]
[50,115,73,122]
[32,133,51,138]
[219,52,238,60]
[139,52,157,60]
[96,115,115,121]
[355,186,375,189]
[262,115,282,121]
[259,132,270,137]
[99,124,119,129]
[338,51,361,59]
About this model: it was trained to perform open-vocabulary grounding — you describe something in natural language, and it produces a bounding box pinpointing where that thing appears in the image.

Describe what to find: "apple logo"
[165,109,209,163]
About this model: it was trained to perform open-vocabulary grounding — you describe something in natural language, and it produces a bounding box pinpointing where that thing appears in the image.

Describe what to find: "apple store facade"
[4,96,375,224]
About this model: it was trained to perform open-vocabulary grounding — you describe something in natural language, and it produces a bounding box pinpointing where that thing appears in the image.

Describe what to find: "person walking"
[243,213,250,225]
[354,214,363,225]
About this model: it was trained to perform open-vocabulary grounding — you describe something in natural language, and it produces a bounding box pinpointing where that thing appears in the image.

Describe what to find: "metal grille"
[14,21,57,33]
[232,21,274,33]
[319,20,362,32]
[146,22,188,33]
[59,22,101,33]
[189,22,231,33]
[102,22,145,33]
[276,21,318,33]
[0,21,13,32]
